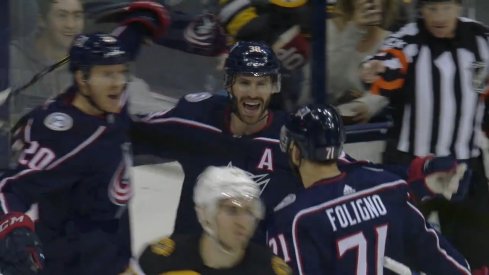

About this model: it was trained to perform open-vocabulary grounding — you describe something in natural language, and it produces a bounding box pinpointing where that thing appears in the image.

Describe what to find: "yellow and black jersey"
[217,0,312,44]
[138,234,292,275]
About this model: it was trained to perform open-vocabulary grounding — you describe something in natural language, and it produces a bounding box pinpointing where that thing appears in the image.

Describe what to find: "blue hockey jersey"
[266,163,471,275]
[131,92,302,240]
[0,89,133,274]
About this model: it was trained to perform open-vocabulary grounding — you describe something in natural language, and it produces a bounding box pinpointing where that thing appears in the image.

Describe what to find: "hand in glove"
[408,156,470,201]
[0,213,44,275]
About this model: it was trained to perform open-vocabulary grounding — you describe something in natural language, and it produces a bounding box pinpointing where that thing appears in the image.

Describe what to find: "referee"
[359,0,489,271]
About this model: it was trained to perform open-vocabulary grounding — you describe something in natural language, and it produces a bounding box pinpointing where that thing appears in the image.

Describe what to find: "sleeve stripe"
[269,0,307,8]
[406,202,471,275]
[253,137,280,144]
[371,78,405,94]
[0,126,107,214]
[383,48,408,74]
[219,0,252,24]
[46,126,106,170]
[141,117,223,133]
[0,169,38,213]
[370,48,409,95]
[226,6,258,37]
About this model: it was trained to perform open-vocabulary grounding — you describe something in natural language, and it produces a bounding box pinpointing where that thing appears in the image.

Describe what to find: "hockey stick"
[1,56,70,106]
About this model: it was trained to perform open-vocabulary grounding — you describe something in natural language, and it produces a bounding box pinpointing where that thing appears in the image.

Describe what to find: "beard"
[232,96,271,126]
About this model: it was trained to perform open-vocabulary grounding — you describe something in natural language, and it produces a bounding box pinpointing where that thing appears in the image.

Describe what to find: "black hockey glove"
[0,213,44,275]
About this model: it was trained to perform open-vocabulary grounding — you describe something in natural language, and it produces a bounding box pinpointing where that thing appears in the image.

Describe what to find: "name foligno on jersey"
[326,194,387,232]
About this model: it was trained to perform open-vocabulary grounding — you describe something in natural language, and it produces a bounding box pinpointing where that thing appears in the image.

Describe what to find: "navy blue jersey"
[266,164,470,275]
[131,92,302,241]
[0,89,133,274]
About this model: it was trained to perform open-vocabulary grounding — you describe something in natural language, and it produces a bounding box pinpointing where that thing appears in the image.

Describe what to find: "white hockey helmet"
[194,166,265,230]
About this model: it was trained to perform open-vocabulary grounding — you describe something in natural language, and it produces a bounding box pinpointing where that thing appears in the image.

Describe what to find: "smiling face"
[420,1,461,38]
[41,0,84,50]
[76,64,129,115]
[229,74,276,125]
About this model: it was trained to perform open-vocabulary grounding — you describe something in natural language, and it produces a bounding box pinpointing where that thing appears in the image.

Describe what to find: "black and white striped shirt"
[368,18,489,160]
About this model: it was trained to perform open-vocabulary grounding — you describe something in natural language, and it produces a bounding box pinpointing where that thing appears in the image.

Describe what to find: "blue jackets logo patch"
[43,112,73,131]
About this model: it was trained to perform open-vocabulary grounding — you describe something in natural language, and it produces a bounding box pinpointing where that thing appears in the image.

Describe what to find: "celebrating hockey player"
[267,104,471,274]
[138,166,292,274]
[0,33,136,275]
[0,1,173,273]
[131,40,302,242]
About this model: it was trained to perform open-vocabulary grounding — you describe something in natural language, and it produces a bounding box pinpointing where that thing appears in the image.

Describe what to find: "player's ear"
[272,76,281,94]
[290,144,301,166]
[227,87,234,99]
[74,71,86,87]
[195,206,207,226]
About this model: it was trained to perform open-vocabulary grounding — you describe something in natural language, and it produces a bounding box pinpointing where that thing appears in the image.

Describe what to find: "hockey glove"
[180,12,227,56]
[272,25,310,71]
[121,1,170,41]
[90,1,170,41]
[408,156,470,201]
[473,266,489,275]
[0,213,44,275]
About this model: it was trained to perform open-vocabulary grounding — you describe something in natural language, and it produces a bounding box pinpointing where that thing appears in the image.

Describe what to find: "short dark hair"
[37,0,84,18]
[37,0,55,18]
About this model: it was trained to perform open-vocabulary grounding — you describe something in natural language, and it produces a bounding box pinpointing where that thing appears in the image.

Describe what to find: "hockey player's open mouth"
[242,100,261,115]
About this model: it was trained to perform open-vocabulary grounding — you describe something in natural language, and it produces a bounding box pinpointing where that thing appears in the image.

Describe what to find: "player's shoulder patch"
[184,92,213,103]
[150,236,176,257]
[43,112,73,131]
[271,256,292,275]
[270,0,307,8]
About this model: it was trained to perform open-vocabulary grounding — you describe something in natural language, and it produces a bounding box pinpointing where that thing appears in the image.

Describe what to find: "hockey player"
[131,40,302,242]
[0,33,139,275]
[267,104,471,274]
[138,165,292,274]
[217,0,311,110]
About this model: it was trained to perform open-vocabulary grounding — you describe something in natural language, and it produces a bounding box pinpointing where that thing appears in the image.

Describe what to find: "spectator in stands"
[359,0,489,271]
[326,0,399,124]
[9,0,172,123]
[10,0,84,119]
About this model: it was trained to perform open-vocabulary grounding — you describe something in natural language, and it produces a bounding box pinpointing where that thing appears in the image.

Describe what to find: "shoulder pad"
[271,256,292,275]
[43,112,74,132]
[269,0,307,8]
[149,237,175,257]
